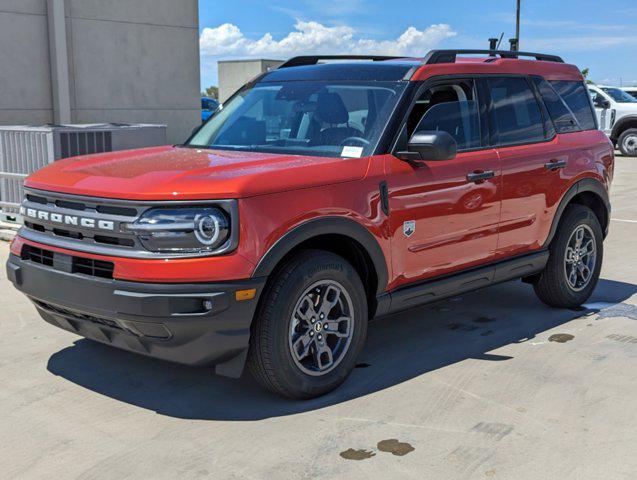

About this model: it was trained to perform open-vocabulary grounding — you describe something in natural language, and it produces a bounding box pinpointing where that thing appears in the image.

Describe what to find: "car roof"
[259,52,583,83]
[261,60,422,82]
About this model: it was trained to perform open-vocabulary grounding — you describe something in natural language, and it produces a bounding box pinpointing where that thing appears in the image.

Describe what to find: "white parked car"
[588,84,637,156]
[622,87,637,100]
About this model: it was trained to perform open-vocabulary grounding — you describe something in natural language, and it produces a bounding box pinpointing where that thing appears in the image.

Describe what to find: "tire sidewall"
[262,252,368,398]
[548,205,603,305]
[618,128,637,157]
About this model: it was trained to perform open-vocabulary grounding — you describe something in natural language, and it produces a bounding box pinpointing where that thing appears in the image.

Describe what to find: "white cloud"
[199,20,457,59]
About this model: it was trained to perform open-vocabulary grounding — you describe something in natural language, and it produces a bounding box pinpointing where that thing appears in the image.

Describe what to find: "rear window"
[487,77,545,146]
[533,77,579,133]
[549,81,597,131]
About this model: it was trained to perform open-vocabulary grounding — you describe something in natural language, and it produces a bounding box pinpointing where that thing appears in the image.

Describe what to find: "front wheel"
[248,250,368,399]
[533,204,603,308]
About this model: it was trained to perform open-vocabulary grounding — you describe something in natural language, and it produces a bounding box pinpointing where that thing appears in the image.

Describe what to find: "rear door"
[485,76,567,260]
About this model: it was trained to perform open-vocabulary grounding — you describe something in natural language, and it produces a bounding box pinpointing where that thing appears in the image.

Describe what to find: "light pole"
[515,0,521,50]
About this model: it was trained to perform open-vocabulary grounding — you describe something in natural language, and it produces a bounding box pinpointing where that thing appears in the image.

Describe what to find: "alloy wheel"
[563,224,596,292]
[288,280,354,376]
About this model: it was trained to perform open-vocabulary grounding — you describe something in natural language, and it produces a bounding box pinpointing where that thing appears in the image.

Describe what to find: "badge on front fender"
[403,220,415,237]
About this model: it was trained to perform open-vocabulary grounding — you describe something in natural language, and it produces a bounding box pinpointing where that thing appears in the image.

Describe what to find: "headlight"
[124,207,231,254]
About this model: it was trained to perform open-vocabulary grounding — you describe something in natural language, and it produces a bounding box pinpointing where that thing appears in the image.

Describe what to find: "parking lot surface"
[1,157,636,480]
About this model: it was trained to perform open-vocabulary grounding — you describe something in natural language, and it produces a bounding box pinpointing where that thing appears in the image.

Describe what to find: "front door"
[385,78,501,289]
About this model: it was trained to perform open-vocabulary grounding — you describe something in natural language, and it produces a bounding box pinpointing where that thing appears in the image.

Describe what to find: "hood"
[24,146,370,200]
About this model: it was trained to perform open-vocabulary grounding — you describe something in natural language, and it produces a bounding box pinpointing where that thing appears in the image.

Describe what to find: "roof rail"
[278,55,404,69]
[423,49,564,64]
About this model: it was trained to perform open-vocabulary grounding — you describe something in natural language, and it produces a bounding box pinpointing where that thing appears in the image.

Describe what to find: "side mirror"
[595,98,611,109]
[396,130,457,162]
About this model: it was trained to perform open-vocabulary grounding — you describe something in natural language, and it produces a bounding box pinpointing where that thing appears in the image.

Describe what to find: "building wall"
[0,0,200,144]
[218,59,284,103]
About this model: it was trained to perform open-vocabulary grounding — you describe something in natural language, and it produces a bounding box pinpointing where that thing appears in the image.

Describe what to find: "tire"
[533,204,603,308]
[247,250,368,399]
[617,128,637,157]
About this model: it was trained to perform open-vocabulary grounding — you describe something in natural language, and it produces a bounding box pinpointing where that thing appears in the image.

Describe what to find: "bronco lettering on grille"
[20,206,115,231]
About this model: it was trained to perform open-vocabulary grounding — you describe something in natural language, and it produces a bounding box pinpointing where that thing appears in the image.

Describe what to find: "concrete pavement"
[1,157,636,480]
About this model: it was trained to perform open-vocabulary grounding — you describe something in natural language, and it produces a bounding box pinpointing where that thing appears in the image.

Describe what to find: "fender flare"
[611,115,637,140]
[543,178,610,248]
[252,217,389,294]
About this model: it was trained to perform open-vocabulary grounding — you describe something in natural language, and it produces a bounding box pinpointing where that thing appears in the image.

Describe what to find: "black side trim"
[543,178,610,247]
[253,217,389,294]
[379,181,389,216]
[378,250,549,317]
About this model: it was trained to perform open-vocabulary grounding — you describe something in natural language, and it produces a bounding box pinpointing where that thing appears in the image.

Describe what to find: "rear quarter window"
[549,81,597,131]
[533,77,580,133]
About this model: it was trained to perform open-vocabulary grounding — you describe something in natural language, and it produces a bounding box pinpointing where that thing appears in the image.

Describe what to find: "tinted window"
[488,77,545,145]
[550,81,597,131]
[415,101,481,150]
[405,81,481,151]
[533,77,579,133]
[601,87,637,103]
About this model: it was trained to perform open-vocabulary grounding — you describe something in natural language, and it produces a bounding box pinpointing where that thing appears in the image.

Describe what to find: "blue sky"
[198,0,637,89]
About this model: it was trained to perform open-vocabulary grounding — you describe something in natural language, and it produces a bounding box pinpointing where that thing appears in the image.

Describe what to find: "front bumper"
[6,253,265,376]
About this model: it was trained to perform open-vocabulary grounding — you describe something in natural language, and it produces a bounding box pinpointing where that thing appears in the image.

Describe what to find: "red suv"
[7,50,614,399]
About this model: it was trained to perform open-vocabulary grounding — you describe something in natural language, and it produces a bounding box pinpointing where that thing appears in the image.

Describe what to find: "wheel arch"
[611,116,637,141]
[543,178,610,248]
[252,217,389,317]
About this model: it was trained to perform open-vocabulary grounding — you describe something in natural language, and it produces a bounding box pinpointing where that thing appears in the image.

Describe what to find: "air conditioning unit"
[0,123,166,222]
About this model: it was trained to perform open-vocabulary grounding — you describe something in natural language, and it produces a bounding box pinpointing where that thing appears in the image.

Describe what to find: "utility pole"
[515,0,521,50]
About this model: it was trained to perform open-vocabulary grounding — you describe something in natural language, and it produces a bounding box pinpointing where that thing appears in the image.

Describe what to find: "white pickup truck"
[622,87,637,100]
[588,84,637,156]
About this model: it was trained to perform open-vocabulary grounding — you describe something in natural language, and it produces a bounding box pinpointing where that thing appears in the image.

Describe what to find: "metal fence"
[0,124,166,223]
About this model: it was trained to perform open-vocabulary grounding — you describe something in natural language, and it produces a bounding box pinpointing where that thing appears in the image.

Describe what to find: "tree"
[201,86,219,99]
[580,68,594,85]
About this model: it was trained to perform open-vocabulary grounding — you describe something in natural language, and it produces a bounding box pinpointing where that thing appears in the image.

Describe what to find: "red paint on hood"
[25,145,370,200]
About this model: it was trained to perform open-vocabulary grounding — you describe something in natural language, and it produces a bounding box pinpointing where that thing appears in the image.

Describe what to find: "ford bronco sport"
[6,50,614,399]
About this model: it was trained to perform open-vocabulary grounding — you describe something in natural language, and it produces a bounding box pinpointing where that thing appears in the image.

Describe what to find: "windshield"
[601,87,637,103]
[187,80,407,157]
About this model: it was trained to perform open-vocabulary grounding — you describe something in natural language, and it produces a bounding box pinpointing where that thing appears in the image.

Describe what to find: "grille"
[21,188,144,254]
[23,245,54,267]
[73,256,115,279]
[59,131,111,158]
[34,300,122,330]
[22,245,114,279]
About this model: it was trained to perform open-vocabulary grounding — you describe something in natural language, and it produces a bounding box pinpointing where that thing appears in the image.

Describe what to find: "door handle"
[545,159,567,171]
[466,170,495,183]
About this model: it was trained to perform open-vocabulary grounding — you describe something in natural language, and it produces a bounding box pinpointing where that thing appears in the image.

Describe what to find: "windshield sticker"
[341,146,364,158]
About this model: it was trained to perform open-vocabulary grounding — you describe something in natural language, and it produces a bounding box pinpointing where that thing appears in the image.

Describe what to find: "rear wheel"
[248,250,367,399]
[533,204,603,308]
[618,128,637,157]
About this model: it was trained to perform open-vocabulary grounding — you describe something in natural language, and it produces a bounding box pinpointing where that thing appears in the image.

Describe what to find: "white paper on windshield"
[341,146,363,158]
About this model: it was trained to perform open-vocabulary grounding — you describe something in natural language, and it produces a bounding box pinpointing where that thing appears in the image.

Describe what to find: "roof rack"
[278,55,404,69]
[423,49,564,64]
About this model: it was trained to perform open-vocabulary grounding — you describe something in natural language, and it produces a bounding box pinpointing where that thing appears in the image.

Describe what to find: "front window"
[601,87,637,103]
[187,80,407,158]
